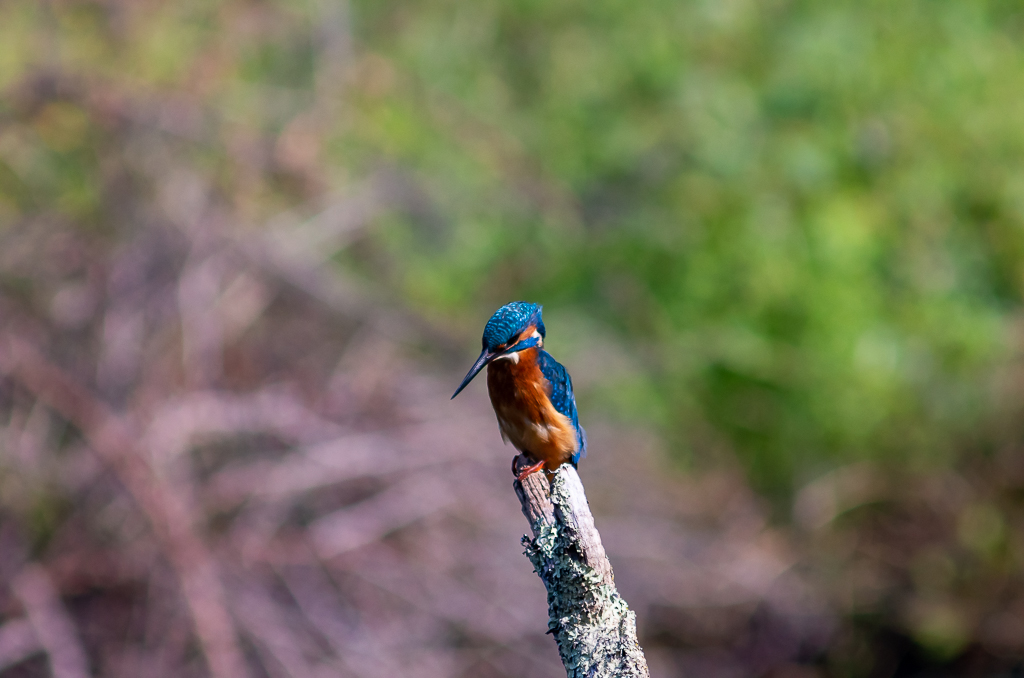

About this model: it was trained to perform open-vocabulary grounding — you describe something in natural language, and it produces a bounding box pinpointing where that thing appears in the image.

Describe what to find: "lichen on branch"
[516,464,649,678]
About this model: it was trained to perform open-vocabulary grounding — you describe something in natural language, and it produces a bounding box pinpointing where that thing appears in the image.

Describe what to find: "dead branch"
[0,618,41,673]
[310,473,455,557]
[514,461,650,678]
[0,337,250,678]
[12,565,90,678]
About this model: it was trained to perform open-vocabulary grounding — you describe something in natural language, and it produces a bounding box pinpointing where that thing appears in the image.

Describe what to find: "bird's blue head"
[452,302,545,399]
[481,301,545,352]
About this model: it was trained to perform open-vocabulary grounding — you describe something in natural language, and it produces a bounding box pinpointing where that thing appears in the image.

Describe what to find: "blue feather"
[482,302,544,350]
[537,349,587,465]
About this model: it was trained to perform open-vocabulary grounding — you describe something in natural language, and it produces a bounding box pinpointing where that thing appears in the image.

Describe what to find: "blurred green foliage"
[348,0,1024,495]
[2,0,1024,496]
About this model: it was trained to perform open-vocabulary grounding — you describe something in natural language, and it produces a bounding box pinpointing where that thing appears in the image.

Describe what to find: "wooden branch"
[514,459,650,678]
[12,565,90,678]
[0,618,41,673]
[0,337,250,678]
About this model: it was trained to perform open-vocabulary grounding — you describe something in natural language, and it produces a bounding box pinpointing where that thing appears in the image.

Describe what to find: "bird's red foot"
[514,459,546,482]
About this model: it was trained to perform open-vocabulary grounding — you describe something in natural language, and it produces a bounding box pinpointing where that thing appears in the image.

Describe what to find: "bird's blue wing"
[538,350,587,465]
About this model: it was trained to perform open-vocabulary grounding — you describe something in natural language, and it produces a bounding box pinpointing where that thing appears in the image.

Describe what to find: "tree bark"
[514,459,650,678]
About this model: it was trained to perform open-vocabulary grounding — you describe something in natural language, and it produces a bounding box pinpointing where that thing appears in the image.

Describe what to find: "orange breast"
[485,348,578,471]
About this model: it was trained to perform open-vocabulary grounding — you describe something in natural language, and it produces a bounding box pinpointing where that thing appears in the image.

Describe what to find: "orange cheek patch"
[516,325,538,345]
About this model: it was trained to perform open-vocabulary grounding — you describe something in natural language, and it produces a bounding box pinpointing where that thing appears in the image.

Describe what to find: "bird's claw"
[512,456,546,482]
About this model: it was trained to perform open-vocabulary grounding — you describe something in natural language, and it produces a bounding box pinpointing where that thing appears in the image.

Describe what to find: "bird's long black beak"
[451,349,496,399]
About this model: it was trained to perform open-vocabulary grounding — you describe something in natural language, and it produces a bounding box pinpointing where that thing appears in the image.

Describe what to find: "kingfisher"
[451,302,587,481]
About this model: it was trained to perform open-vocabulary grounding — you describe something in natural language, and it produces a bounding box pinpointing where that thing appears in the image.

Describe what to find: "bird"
[451,302,587,481]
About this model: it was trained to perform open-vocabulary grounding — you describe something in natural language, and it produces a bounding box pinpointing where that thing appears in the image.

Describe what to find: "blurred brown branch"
[0,337,249,678]
[12,565,90,678]
[0,617,40,674]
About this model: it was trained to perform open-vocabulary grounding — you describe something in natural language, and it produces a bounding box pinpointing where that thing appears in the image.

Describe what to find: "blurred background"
[1,0,1024,676]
